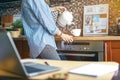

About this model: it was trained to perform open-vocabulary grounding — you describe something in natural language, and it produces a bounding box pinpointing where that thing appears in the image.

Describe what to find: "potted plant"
[7,19,24,37]
[12,19,23,31]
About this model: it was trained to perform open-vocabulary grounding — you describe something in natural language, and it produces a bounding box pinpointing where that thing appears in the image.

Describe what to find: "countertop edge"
[13,36,120,41]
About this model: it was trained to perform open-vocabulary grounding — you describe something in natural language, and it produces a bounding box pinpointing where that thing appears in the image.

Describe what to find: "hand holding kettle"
[51,6,74,42]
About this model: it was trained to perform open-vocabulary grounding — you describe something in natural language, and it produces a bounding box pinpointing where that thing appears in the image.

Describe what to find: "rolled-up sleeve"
[30,0,59,35]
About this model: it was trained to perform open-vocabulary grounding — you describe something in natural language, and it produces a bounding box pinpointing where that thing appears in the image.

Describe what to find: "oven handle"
[59,53,96,57]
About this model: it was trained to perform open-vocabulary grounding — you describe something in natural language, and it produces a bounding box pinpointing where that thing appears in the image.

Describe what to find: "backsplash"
[51,0,120,35]
[0,0,120,35]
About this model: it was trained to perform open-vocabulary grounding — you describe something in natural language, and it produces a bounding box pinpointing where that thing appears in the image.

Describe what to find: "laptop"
[0,31,60,78]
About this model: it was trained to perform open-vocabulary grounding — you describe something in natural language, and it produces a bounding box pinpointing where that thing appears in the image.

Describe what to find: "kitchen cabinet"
[13,38,30,59]
[13,36,120,62]
[105,40,120,63]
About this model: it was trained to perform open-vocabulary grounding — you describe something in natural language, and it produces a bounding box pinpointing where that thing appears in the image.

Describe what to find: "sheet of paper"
[69,63,118,77]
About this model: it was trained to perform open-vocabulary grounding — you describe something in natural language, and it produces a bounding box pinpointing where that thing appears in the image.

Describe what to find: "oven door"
[58,50,99,61]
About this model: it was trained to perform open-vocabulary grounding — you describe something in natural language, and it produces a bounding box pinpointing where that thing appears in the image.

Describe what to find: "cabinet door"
[14,39,30,59]
[22,40,30,58]
[112,49,120,63]
[105,40,120,63]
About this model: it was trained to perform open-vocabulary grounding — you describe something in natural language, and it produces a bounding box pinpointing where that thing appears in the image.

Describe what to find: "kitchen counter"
[13,36,120,41]
[55,36,120,41]
[13,36,120,63]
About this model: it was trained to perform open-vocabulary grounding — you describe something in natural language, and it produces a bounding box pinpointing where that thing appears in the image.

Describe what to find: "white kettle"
[57,10,73,27]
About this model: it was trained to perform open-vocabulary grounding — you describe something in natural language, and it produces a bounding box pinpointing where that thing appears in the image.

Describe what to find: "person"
[21,0,73,60]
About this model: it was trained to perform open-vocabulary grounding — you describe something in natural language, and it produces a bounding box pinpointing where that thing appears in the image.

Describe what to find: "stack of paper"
[69,63,118,77]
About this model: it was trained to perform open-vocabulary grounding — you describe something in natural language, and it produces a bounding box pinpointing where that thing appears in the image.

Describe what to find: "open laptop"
[0,30,60,78]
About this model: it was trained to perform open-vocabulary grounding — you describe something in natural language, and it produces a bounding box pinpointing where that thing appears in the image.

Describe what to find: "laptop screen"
[0,31,27,78]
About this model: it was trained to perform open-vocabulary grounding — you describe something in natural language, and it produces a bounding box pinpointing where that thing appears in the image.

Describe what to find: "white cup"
[71,29,81,36]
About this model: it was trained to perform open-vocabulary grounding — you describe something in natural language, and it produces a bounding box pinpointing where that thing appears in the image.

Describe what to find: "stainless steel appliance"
[56,41,104,61]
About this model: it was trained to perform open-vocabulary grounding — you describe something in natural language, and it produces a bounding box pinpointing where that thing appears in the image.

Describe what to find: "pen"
[44,61,50,66]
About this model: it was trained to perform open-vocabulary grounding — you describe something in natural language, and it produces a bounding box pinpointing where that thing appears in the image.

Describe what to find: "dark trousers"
[37,45,61,60]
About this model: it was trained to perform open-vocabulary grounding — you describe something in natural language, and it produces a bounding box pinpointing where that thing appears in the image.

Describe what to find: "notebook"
[69,63,118,77]
[0,30,60,78]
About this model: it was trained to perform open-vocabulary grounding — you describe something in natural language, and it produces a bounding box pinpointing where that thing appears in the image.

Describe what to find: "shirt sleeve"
[30,0,59,35]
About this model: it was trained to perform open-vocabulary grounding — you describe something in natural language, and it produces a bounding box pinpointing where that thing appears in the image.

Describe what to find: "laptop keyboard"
[24,65,45,73]
[23,62,60,75]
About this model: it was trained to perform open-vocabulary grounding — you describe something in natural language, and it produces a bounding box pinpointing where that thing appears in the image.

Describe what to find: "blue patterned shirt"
[21,0,59,58]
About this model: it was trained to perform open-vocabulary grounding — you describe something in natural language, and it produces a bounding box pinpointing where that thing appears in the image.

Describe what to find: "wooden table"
[0,59,118,80]
[22,59,118,80]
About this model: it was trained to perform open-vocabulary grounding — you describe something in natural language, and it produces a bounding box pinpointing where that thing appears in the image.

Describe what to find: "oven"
[56,41,104,61]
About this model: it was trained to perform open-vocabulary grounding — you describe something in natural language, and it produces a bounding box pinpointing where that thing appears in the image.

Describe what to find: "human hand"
[60,33,73,43]
[51,6,67,13]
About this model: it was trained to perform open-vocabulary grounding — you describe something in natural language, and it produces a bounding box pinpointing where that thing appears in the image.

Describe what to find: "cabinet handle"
[105,43,107,61]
